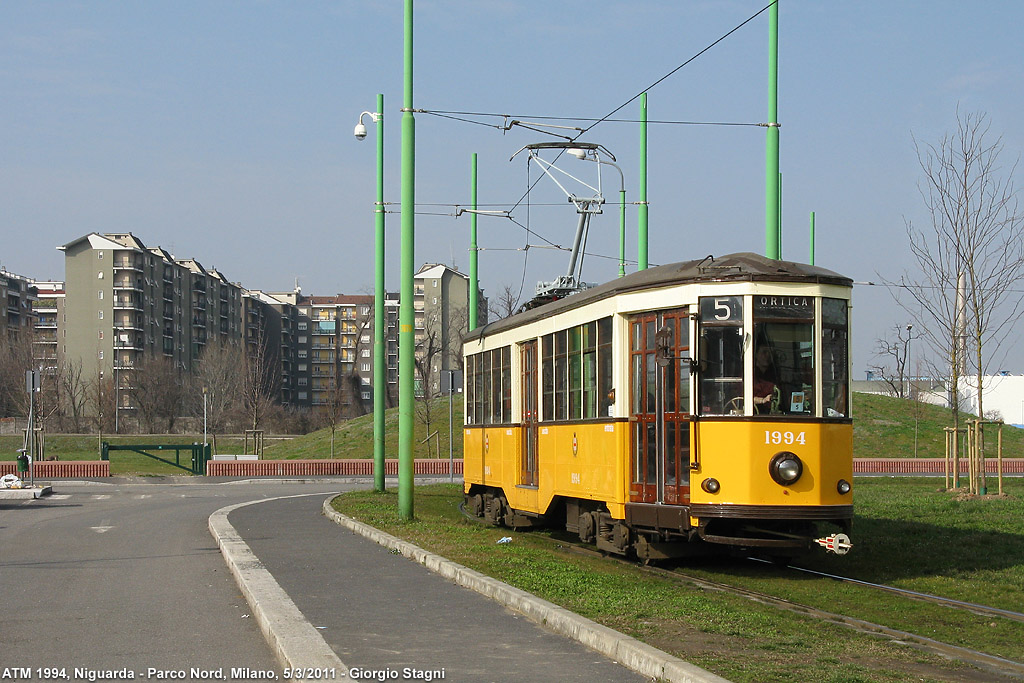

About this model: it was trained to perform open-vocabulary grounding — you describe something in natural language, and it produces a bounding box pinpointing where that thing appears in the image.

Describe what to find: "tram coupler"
[814,533,852,555]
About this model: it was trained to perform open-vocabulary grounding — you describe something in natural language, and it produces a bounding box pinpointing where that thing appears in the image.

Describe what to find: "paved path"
[229,494,653,682]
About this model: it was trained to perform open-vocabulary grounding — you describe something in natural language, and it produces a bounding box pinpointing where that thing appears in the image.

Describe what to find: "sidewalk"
[210,491,729,683]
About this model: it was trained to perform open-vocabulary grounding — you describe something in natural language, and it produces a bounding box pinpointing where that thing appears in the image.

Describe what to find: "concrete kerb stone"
[321,497,731,683]
[209,496,345,680]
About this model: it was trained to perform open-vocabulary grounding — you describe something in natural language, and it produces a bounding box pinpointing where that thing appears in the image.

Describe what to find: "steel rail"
[776,561,1024,624]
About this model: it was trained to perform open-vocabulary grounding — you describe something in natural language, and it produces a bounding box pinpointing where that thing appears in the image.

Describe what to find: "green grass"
[260,396,463,460]
[851,392,1024,459]
[333,483,1008,682]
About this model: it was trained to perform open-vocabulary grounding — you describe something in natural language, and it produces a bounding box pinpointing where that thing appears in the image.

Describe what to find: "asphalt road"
[0,478,351,675]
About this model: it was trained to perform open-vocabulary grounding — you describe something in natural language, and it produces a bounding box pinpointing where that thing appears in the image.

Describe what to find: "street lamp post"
[203,386,208,447]
[355,95,387,494]
[568,147,627,277]
[907,324,918,458]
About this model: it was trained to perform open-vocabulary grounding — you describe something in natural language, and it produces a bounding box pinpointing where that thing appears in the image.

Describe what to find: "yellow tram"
[462,252,853,561]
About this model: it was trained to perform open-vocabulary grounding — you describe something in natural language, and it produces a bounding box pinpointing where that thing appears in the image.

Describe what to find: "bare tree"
[488,282,521,320]
[868,325,918,398]
[0,329,36,418]
[191,339,246,433]
[339,304,373,418]
[54,358,90,432]
[127,355,185,433]
[242,327,279,432]
[414,309,444,448]
[316,381,346,458]
[89,370,116,434]
[894,109,1024,431]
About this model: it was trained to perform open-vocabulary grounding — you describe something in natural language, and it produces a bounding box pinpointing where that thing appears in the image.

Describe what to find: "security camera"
[354,123,368,140]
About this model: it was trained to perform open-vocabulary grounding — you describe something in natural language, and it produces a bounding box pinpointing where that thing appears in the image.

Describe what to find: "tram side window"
[465,354,476,424]
[541,316,613,422]
[465,346,513,426]
[501,345,512,420]
[699,296,744,415]
[598,317,613,417]
[753,295,815,417]
[542,337,555,421]
[479,352,491,423]
[822,298,849,418]
[490,347,505,423]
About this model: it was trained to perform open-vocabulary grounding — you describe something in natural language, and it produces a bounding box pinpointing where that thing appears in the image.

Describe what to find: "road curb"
[209,495,345,679]
[322,497,730,683]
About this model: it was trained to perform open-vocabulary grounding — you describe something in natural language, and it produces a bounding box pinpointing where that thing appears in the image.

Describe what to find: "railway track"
[459,503,1024,679]
[770,559,1024,624]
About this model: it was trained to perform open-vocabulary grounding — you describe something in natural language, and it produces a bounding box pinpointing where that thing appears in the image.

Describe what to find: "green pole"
[765,1,780,259]
[809,211,815,265]
[373,92,386,493]
[638,92,649,270]
[778,171,783,258]
[398,0,415,520]
[469,153,479,330]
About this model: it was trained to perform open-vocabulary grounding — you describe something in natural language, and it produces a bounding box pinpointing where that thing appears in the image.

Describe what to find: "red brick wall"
[205,458,464,477]
[854,458,1024,474]
[0,461,110,478]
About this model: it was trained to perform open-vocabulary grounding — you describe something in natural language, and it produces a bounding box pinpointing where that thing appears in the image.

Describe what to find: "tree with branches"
[488,283,521,320]
[190,339,246,433]
[894,108,1024,439]
[127,355,186,433]
[242,327,279,432]
[868,324,919,398]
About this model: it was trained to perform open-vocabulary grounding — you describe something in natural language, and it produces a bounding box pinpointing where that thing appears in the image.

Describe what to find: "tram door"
[520,341,538,486]
[629,309,691,504]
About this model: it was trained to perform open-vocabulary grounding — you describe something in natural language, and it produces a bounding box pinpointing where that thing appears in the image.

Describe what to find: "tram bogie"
[462,253,855,561]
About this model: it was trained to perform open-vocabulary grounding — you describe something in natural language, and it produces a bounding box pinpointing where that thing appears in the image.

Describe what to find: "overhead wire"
[410,2,778,294]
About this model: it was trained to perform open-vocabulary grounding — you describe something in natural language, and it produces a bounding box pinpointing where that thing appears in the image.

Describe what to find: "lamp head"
[567,147,588,160]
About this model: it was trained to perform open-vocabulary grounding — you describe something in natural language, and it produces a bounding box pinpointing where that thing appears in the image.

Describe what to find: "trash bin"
[16,452,29,473]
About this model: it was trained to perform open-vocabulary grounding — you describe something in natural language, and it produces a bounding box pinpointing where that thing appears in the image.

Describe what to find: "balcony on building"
[114,335,143,350]
[113,277,143,291]
[113,295,143,310]
[113,258,143,272]
[114,317,143,331]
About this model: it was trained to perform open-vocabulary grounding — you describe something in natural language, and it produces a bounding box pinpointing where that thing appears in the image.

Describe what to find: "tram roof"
[465,252,851,342]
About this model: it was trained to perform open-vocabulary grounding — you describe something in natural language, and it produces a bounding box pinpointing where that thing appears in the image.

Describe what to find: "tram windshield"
[698,294,850,418]
[753,295,814,416]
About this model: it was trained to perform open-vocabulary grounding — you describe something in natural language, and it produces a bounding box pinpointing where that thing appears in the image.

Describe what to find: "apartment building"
[414,264,487,397]
[2,268,38,336]
[31,281,65,374]
[59,233,243,416]
[242,288,311,409]
[291,294,374,414]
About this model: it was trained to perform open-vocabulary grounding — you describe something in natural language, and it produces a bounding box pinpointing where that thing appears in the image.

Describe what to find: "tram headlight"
[769,452,803,486]
[837,479,851,495]
[701,478,720,494]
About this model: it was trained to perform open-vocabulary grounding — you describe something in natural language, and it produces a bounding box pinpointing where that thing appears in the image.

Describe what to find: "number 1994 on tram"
[462,253,853,562]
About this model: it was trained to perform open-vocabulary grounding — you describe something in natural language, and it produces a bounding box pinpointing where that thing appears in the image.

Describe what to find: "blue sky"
[3,1,1023,374]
